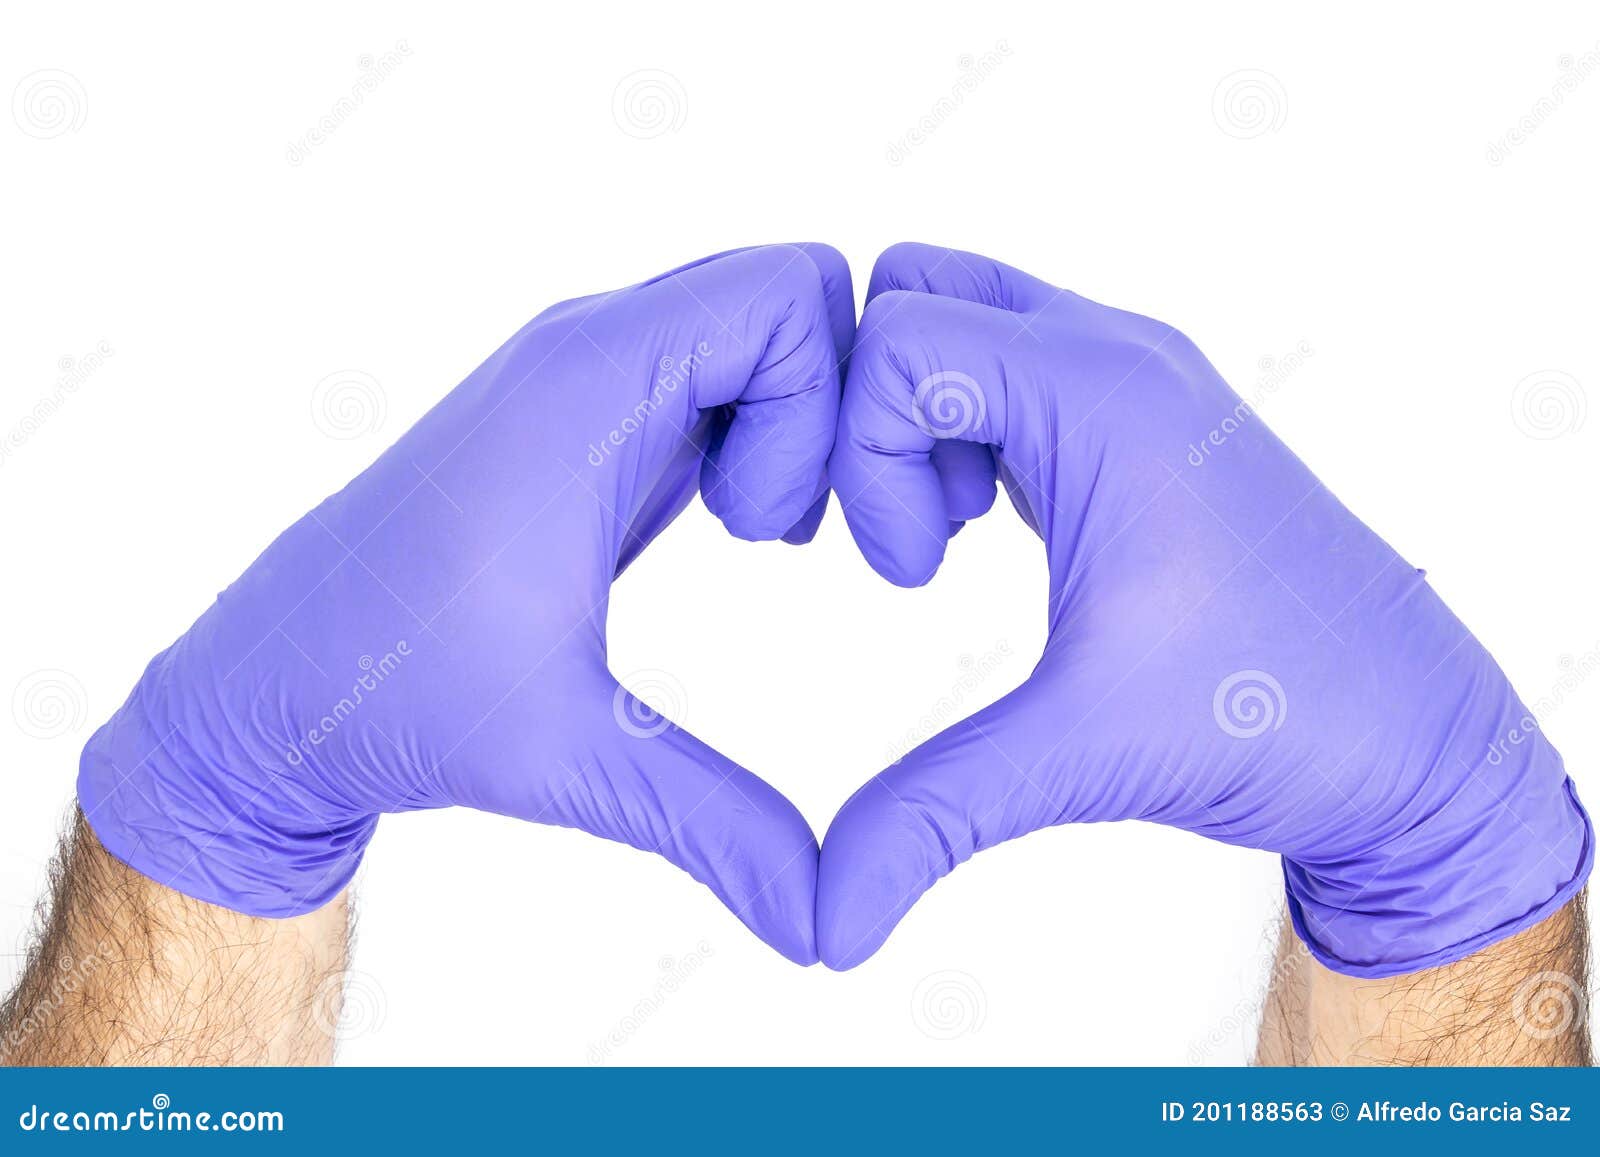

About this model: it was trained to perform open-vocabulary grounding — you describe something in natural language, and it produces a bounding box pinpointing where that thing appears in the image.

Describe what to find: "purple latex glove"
[78,243,854,965]
[820,243,1592,976]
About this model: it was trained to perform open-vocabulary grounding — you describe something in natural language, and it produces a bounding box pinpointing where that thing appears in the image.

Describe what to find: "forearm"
[1256,894,1592,1065]
[1,810,351,1066]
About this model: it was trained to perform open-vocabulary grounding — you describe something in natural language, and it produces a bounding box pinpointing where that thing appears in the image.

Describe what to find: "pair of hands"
[79,243,1591,977]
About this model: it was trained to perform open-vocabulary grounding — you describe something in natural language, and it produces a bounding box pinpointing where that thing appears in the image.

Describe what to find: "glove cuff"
[76,663,377,919]
[1283,775,1593,979]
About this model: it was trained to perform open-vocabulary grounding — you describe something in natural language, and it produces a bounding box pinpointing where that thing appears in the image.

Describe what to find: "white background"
[3,2,1597,1065]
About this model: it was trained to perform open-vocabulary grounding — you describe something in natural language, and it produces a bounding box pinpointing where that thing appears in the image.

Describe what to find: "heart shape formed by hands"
[78,243,1591,980]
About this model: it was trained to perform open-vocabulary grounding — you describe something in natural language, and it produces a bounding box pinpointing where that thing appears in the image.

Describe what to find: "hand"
[78,244,854,965]
[818,242,1593,975]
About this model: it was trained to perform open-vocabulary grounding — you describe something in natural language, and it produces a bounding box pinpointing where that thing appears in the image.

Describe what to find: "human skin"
[1255,897,1591,1065]
[1,813,348,1065]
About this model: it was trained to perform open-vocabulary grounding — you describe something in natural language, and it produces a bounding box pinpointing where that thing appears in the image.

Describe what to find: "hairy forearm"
[1256,894,1592,1065]
[1,810,350,1065]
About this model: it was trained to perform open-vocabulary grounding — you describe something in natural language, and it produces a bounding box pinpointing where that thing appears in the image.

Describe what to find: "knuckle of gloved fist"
[794,241,848,280]
[853,293,935,361]
[869,241,941,283]
[747,243,825,299]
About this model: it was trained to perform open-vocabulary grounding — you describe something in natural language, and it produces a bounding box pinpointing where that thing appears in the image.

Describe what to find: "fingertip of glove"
[725,828,820,967]
[870,548,943,589]
[782,939,822,968]
[751,909,819,966]
[816,909,886,971]
[712,503,801,543]
[835,500,945,586]
[702,469,815,544]
[789,241,850,287]
[819,945,870,972]
[868,241,947,293]
[780,492,829,545]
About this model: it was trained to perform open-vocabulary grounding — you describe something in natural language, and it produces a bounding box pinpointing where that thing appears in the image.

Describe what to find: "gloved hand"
[819,242,1593,976]
[78,243,854,965]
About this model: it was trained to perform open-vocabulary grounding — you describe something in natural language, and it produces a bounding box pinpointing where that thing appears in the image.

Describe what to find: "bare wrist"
[1,809,351,1066]
[1258,894,1591,1066]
